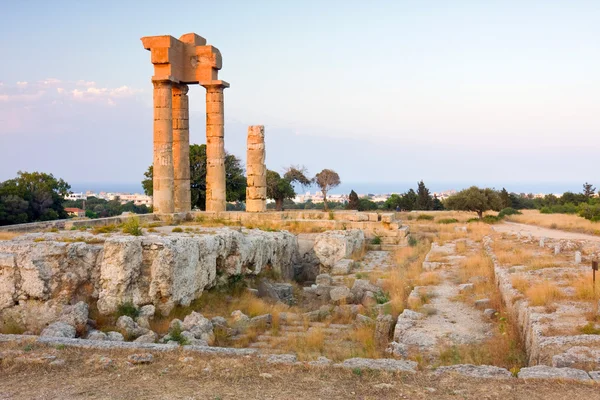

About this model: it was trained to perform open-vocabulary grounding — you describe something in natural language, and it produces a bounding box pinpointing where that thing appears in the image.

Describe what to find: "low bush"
[172,227,183,233]
[482,215,502,224]
[371,236,381,245]
[169,321,189,345]
[466,218,480,223]
[416,214,434,221]
[122,217,143,236]
[498,207,522,218]
[437,218,459,224]
[407,235,418,247]
[374,290,390,304]
[116,301,140,319]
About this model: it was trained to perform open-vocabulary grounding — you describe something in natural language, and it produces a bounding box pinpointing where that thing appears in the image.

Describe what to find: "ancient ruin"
[246,126,267,212]
[141,33,229,213]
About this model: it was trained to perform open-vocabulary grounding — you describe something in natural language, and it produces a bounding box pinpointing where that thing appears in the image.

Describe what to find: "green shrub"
[416,214,434,221]
[374,290,390,304]
[408,236,418,247]
[169,321,189,345]
[371,236,382,245]
[116,301,140,319]
[407,215,413,220]
[498,207,522,218]
[578,203,600,222]
[580,322,600,335]
[481,215,502,224]
[437,218,458,224]
[122,217,143,236]
[466,218,480,223]
[172,227,183,233]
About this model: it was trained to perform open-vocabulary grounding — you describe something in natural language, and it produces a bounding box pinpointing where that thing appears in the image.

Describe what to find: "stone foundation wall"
[0,228,299,332]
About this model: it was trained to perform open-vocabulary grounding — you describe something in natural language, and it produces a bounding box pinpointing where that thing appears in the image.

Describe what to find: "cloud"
[0,79,146,135]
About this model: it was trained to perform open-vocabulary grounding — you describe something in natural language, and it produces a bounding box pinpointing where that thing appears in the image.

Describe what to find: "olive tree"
[445,186,502,219]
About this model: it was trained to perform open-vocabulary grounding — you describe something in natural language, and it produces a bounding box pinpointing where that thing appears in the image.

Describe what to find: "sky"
[0,1,599,194]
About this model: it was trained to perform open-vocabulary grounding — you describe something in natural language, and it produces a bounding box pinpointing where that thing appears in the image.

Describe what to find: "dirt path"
[393,241,492,360]
[494,222,600,242]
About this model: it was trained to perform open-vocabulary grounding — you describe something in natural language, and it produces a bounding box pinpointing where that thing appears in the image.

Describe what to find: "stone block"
[246,186,267,199]
[381,213,394,223]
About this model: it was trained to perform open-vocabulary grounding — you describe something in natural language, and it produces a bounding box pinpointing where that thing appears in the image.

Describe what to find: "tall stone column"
[202,82,228,212]
[246,125,267,212]
[152,80,174,214]
[172,83,191,212]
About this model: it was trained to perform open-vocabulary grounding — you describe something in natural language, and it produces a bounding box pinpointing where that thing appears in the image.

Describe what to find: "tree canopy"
[142,144,246,210]
[0,171,71,225]
[346,190,360,210]
[266,166,311,211]
[314,169,341,212]
[444,186,502,218]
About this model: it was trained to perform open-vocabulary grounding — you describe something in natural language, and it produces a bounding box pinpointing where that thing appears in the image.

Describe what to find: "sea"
[69,181,586,197]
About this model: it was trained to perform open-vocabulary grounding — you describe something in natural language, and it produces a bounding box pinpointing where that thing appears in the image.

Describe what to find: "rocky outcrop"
[0,228,299,331]
[313,230,364,272]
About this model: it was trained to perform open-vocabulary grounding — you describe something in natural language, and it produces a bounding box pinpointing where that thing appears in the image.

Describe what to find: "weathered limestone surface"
[246,125,266,213]
[172,83,191,212]
[434,364,513,379]
[141,33,228,214]
[0,228,299,330]
[313,230,365,272]
[152,80,174,214]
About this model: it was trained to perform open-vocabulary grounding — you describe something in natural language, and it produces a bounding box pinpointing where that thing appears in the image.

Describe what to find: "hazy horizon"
[1,1,599,187]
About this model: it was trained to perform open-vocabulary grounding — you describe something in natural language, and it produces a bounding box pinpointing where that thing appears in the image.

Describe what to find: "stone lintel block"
[195,45,223,69]
[179,33,207,46]
[201,80,230,90]
[141,35,177,51]
[150,47,171,64]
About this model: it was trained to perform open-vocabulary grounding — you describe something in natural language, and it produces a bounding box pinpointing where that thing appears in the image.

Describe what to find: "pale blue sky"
[1,1,599,193]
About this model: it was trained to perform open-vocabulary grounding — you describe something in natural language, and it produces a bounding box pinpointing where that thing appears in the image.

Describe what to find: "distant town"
[64,189,568,209]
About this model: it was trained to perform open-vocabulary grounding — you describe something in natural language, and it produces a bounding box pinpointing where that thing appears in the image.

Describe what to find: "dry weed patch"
[525,281,564,306]
[0,232,21,240]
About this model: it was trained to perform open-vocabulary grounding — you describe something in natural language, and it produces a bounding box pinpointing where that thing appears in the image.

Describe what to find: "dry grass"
[0,232,21,240]
[384,239,431,316]
[572,275,600,301]
[416,271,442,286]
[507,209,600,236]
[458,253,494,281]
[525,281,564,306]
[511,275,530,294]
[5,341,596,400]
[455,240,468,255]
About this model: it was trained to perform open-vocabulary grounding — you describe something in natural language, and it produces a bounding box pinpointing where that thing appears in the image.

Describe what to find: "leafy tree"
[583,182,596,199]
[432,194,444,210]
[266,166,311,211]
[266,170,295,211]
[358,197,378,211]
[314,169,341,212]
[347,190,360,210]
[142,144,246,210]
[444,186,502,219]
[0,171,71,225]
[415,180,432,210]
[385,189,418,211]
[499,188,511,209]
[142,166,153,196]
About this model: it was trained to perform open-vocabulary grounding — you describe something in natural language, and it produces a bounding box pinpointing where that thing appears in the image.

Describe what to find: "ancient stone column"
[172,83,191,212]
[202,82,228,212]
[152,80,174,214]
[246,125,267,212]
